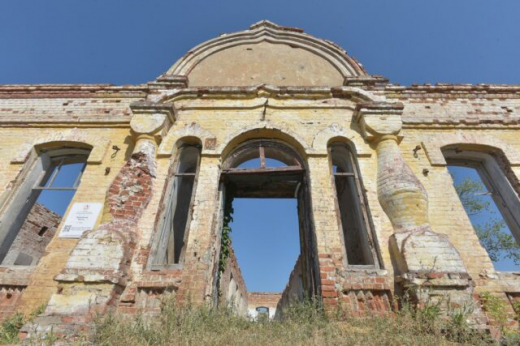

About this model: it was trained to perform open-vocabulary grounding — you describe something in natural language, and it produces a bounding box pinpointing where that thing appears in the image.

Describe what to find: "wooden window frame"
[0,148,90,266]
[149,144,201,270]
[445,149,520,247]
[328,142,381,269]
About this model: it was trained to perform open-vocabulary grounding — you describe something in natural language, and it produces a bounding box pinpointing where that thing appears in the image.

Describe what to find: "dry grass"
[87,298,512,346]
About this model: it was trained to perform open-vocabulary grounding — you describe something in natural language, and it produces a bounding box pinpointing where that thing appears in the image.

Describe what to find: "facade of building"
[0,21,519,336]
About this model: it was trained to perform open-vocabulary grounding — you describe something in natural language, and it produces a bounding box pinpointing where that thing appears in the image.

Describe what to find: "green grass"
[0,304,45,345]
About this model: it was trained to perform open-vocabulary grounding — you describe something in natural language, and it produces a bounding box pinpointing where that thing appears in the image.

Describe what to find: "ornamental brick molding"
[11,128,110,164]
[421,133,520,167]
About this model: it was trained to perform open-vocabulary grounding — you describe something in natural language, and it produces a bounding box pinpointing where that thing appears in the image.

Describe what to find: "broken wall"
[3,203,61,266]
[219,247,248,316]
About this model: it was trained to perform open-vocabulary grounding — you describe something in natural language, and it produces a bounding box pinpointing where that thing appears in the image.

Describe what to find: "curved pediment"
[164,21,367,87]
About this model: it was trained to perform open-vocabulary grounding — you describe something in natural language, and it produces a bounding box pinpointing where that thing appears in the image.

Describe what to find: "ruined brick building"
[0,21,519,335]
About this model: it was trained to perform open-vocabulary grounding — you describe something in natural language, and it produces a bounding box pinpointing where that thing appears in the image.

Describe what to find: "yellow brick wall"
[0,88,518,317]
[401,127,520,292]
[0,126,132,313]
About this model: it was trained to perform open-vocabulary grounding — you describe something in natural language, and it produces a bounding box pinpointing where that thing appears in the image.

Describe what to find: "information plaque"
[59,202,103,238]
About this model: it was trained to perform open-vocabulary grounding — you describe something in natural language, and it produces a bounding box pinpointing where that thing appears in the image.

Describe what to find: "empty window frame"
[221,140,304,198]
[255,306,270,320]
[0,148,89,266]
[219,139,319,299]
[445,149,520,249]
[151,144,201,268]
[329,142,377,266]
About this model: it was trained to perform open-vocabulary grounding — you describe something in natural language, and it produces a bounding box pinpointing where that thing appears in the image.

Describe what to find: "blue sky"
[231,199,300,292]
[1,0,519,290]
[1,1,519,85]
[449,166,519,272]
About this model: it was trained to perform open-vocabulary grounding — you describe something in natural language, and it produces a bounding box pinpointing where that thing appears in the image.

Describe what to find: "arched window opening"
[218,139,318,315]
[0,147,90,266]
[224,140,301,169]
[151,144,201,268]
[223,140,303,198]
[445,148,520,270]
[329,142,377,266]
[237,158,287,169]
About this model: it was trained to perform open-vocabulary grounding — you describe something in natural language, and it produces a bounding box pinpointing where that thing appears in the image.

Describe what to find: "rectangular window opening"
[38,226,49,237]
[0,151,89,266]
[330,143,378,267]
[448,164,520,271]
[220,197,302,319]
[150,145,200,268]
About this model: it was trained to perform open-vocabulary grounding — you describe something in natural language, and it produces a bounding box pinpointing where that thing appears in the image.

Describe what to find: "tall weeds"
[89,297,508,346]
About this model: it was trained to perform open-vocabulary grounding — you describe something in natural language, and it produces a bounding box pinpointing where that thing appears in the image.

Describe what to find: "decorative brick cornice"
[0,84,148,98]
[130,101,176,123]
[156,84,384,104]
[386,83,520,99]
[148,75,188,90]
[344,75,389,87]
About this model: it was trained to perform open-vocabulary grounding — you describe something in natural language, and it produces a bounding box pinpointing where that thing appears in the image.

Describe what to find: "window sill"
[0,265,35,287]
[344,266,387,275]
[149,264,184,271]
[496,271,520,292]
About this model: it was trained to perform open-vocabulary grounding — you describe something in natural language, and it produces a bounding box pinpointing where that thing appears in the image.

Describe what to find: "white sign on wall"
[59,202,103,238]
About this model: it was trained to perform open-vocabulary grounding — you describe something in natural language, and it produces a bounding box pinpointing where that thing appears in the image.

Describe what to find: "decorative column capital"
[354,103,404,142]
[129,101,176,145]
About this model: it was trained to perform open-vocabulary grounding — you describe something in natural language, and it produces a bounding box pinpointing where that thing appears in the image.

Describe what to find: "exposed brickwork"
[248,292,281,319]
[340,290,392,317]
[4,203,60,266]
[21,143,158,337]
[0,286,25,320]
[248,292,281,308]
[106,151,155,222]
[315,253,393,316]
[219,247,248,315]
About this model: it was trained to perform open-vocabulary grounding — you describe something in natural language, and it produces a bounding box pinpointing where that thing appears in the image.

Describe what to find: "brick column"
[306,155,344,309]
[21,104,174,338]
[176,155,221,304]
[355,104,483,320]
[307,152,392,316]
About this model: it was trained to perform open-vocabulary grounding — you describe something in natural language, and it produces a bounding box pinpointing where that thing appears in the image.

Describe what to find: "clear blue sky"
[1,1,519,85]
[2,1,520,290]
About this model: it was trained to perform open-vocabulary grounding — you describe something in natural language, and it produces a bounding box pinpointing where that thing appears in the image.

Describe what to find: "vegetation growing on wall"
[0,305,46,345]
[218,192,234,279]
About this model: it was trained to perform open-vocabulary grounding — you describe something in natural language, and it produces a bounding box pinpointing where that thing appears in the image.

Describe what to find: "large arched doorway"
[215,139,319,317]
